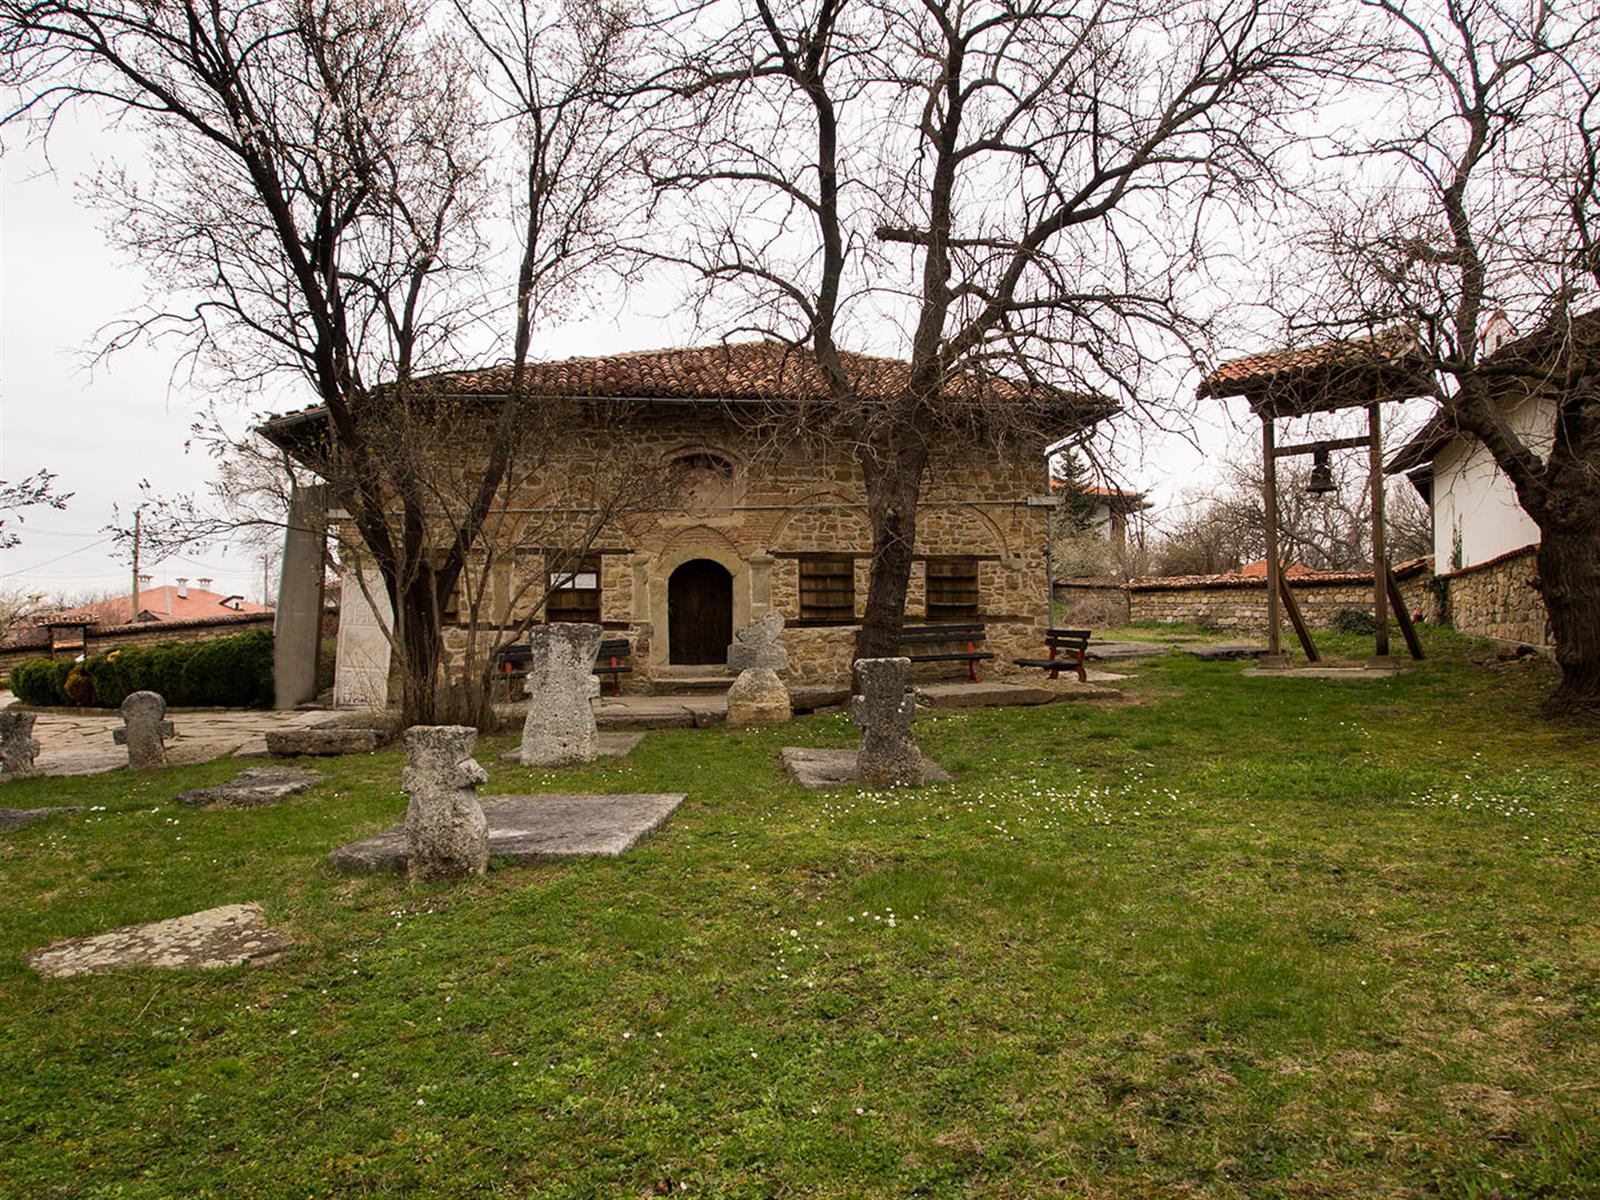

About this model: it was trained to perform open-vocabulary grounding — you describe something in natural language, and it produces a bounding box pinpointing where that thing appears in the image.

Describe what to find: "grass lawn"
[2,630,1598,1198]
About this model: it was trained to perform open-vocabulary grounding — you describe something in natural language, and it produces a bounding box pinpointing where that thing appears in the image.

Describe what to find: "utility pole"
[263,555,272,609]
[129,507,142,623]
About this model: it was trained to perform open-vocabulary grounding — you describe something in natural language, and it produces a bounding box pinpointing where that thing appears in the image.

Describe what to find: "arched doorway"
[668,558,734,665]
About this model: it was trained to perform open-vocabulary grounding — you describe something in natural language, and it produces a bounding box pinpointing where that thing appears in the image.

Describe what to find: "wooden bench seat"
[1014,627,1091,683]
[495,635,633,698]
[899,622,993,682]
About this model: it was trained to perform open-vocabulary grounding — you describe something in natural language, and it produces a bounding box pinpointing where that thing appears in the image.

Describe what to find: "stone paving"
[0,694,328,776]
[27,902,294,978]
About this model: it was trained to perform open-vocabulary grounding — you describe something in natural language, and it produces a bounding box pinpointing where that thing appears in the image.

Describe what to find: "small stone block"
[501,732,643,763]
[28,902,293,978]
[176,767,323,808]
[329,793,686,873]
[780,747,951,790]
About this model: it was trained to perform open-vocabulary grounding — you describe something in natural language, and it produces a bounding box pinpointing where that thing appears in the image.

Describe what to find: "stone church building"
[261,342,1111,705]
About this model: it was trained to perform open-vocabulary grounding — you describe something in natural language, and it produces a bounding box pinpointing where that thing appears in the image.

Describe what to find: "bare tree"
[1279,0,1600,712]
[0,469,71,548]
[1,0,649,724]
[647,0,1334,658]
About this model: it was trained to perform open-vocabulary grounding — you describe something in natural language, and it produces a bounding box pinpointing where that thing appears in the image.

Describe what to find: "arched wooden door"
[668,559,734,665]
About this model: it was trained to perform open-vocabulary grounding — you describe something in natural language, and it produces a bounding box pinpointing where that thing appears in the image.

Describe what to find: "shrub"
[1334,608,1378,635]
[9,658,75,706]
[23,631,275,708]
[63,664,97,706]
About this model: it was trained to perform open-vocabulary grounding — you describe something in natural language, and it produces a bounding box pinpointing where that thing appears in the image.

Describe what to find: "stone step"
[647,672,736,695]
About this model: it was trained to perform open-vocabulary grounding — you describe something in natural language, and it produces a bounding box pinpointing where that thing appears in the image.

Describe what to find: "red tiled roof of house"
[259,342,1117,445]
[50,587,270,626]
[1117,556,1432,591]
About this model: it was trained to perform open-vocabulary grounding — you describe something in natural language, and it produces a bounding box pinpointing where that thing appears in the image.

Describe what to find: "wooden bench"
[1014,628,1091,683]
[495,636,633,698]
[898,622,993,682]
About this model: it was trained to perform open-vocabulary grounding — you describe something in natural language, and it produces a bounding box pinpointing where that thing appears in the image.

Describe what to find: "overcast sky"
[2,111,1386,606]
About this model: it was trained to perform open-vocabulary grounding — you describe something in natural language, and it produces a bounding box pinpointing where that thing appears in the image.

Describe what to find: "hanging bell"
[1306,446,1337,497]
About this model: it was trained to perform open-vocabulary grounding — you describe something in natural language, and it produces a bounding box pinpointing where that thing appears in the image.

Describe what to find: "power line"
[2,534,114,573]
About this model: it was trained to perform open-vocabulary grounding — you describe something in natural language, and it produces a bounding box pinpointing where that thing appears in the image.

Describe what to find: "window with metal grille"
[925,557,980,619]
[546,554,602,624]
[798,555,856,623]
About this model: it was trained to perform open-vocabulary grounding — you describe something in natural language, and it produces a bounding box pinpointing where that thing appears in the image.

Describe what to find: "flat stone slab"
[780,747,951,790]
[1182,643,1268,661]
[28,902,293,978]
[329,793,686,873]
[265,728,385,756]
[176,766,323,808]
[0,806,80,832]
[595,697,726,729]
[1242,665,1401,679]
[917,681,1055,708]
[1086,641,1173,660]
[501,732,643,764]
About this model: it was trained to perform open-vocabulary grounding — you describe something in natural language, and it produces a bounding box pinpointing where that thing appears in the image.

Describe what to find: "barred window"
[546,554,602,624]
[798,555,856,623]
[925,557,980,619]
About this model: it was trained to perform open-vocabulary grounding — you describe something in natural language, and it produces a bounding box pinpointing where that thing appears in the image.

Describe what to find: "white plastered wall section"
[334,564,394,707]
[1431,394,1550,569]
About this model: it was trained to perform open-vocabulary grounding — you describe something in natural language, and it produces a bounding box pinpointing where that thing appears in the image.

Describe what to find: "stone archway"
[667,559,734,664]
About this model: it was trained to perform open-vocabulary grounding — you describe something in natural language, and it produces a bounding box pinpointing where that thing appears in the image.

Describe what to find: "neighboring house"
[0,581,275,677]
[1050,479,1148,551]
[260,342,1113,705]
[1385,313,1571,647]
[54,580,270,625]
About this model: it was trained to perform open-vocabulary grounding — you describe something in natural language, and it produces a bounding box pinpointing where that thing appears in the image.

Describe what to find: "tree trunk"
[395,574,446,727]
[855,429,928,659]
[1536,520,1600,717]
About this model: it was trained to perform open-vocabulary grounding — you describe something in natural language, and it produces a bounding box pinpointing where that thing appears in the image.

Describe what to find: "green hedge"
[9,631,275,709]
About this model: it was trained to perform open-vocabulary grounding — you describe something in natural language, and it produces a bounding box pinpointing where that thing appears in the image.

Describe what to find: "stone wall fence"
[0,612,279,682]
[1434,543,1550,647]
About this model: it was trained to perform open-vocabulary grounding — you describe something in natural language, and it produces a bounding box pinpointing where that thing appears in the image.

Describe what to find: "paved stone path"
[0,694,327,776]
[780,747,952,790]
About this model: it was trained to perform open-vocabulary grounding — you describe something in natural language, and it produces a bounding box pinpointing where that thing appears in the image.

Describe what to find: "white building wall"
[1431,396,1550,569]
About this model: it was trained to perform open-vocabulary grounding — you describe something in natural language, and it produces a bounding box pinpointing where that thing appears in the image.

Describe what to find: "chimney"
[198,577,213,593]
[138,573,153,585]
[176,577,189,599]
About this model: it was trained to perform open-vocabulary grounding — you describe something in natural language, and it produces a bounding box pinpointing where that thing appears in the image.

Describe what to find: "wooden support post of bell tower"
[1260,415,1289,669]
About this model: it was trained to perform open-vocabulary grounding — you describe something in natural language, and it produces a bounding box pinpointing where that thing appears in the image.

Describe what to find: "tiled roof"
[1197,327,1434,414]
[259,342,1115,444]
[1121,556,1431,591]
[49,587,270,626]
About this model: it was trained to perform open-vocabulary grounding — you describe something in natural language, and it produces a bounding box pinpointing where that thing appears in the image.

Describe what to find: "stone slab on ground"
[595,697,727,729]
[1241,664,1401,679]
[502,732,643,763]
[330,793,686,872]
[176,766,323,808]
[780,746,951,790]
[1086,641,1173,661]
[0,806,80,832]
[28,902,293,978]
[917,681,1056,708]
[789,684,851,713]
[1181,642,1268,661]
[265,727,385,756]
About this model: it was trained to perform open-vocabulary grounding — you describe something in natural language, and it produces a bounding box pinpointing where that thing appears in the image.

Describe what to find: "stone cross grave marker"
[517,623,604,766]
[113,691,174,771]
[726,612,791,727]
[0,710,42,781]
[402,725,490,882]
[851,657,923,788]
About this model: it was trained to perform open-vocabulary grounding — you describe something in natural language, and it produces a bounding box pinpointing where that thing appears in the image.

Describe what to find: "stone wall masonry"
[0,613,276,679]
[1126,575,1432,633]
[1440,544,1550,646]
[333,403,1064,701]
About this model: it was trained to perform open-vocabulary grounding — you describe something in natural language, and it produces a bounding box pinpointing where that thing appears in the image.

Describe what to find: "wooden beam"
[1387,568,1425,660]
[1262,417,1282,657]
[1272,435,1372,458]
[1369,403,1390,656]
[1278,572,1321,662]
